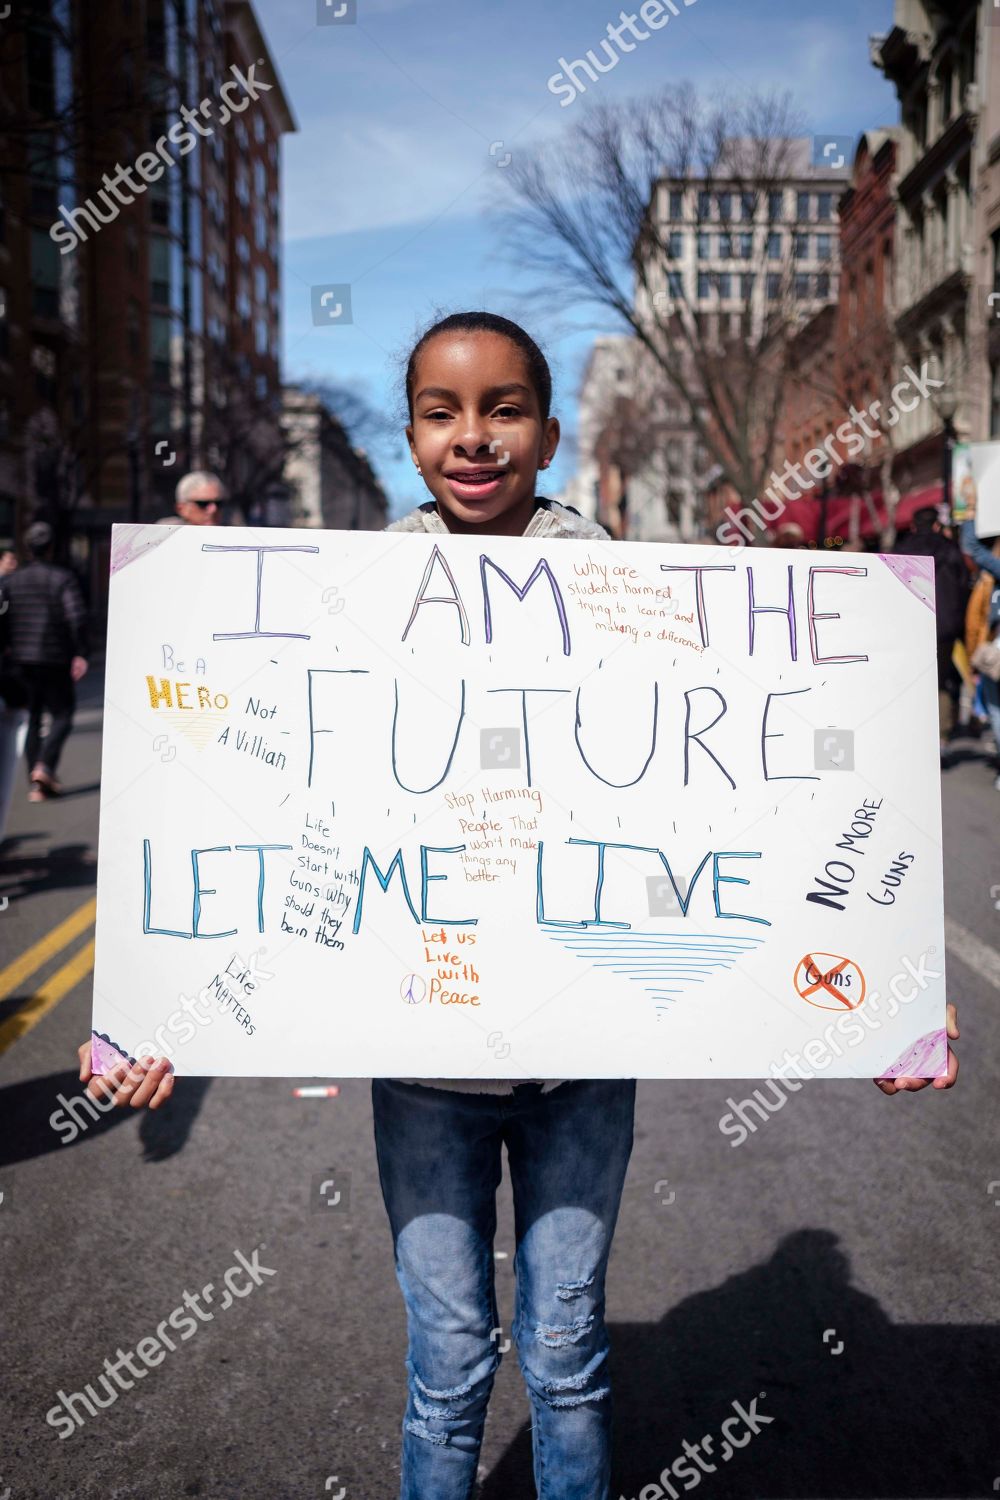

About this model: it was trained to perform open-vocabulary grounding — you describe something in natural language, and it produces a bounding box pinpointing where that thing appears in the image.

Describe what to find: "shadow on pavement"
[0,1069,212,1167]
[481,1228,997,1499]
[0,840,97,903]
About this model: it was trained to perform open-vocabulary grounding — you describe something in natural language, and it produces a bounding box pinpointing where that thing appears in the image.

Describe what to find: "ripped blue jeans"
[372,1078,636,1500]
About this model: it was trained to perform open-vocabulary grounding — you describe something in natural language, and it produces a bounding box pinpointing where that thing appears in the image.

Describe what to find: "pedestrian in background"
[157,470,229,526]
[896,506,969,765]
[960,517,1000,790]
[0,520,89,802]
[0,547,17,577]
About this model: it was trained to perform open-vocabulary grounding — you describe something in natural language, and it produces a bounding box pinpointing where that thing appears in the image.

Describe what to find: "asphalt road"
[0,683,998,1500]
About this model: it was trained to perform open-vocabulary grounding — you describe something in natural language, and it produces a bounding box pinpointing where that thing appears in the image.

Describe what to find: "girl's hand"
[77,1039,175,1109]
[873,1003,959,1095]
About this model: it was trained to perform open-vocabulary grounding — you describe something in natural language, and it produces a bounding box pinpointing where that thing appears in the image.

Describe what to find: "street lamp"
[940,399,957,518]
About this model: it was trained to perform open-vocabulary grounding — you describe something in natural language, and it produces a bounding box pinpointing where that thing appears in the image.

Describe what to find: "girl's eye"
[493,406,521,419]
[424,410,452,421]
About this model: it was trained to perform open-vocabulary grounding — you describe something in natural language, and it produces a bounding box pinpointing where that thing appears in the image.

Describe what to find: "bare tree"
[494,86,831,510]
[295,377,400,468]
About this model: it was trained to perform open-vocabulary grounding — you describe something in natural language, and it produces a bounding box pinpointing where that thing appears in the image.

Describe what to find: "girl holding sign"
[78,312,960,1500]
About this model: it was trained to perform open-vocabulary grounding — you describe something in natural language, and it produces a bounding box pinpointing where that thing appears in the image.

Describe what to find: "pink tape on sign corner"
[878,1027,949,1080]
[90,1031,135,1075]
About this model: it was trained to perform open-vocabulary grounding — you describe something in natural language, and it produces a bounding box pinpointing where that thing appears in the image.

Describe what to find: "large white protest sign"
[91,523,947,1082]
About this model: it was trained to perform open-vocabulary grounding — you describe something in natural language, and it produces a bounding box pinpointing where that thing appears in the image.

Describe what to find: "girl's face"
[407,330,560,535]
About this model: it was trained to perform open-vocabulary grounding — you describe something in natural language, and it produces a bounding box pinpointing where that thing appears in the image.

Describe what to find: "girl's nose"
[454,419,491,454]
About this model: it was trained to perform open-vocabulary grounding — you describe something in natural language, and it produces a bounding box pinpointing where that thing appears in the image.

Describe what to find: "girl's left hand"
[873,1002,959,1095]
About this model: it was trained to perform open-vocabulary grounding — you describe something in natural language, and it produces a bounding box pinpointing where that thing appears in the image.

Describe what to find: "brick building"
[0,0,296,612]
[778,130,912,547]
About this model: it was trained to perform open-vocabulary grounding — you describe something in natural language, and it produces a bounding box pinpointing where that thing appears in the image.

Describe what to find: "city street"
[0,687,997,1500]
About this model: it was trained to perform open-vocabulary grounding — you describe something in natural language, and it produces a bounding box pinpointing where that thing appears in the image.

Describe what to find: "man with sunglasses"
[157,471,229,525]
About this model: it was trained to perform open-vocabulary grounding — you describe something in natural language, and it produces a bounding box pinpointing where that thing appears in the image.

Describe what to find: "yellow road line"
[0,895,97,1004]
[0,938,96,1057]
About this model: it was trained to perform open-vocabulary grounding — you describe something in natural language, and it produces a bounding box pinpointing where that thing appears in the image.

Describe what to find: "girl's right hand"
[77,1039,175,1109]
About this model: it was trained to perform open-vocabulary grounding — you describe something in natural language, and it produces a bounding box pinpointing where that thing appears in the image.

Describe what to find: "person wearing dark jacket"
[895,506,970,762]
[0,521,89,801]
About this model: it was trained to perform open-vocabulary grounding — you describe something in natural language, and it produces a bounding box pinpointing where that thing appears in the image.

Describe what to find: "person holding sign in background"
[78,313,960,1500]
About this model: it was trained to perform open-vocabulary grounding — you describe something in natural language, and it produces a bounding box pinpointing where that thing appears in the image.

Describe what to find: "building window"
[31,344,57,403]
[254,111,266,144]
[127,299,140,360]
[150,234,170,303]
[697,231,712,259]
[254,264,268,303]
[766,273,781,300]
[255,372,268,400]
[28,131,59,217]
[254,160,267,198]
[236,233,250,264]
[718,232,732,259]
[150,177,170,227]
[716,272,731,299]
[30,229,61,319]
[939,62,953,126]
[254,207,267,250]
[736,232,752,259]
[768,191,783,221]
[794,233,810,259]
[236,119,249,151]
[741,272,755,300]
[796,191,811,221]
[717,191,731,220]
[697,271,712,300]
[794,273,810,299]
[150,313,173,382]
[816,233,832,261]
[666,270,683,298]
[697,190,711,219]
[667,231,683,259]
[669,189,683,219]
[236,165,250,207]
[767,231,781,260]
[817,192,833,222]
[816,271,831,299]
[236,275,251,318]
[740,192,755,221]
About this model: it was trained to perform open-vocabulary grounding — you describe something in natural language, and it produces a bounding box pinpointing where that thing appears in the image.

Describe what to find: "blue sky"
[261,0,898,516]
